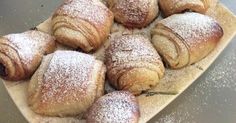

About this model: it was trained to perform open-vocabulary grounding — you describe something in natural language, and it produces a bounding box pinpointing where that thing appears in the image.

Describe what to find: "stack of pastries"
[0,0,223,122]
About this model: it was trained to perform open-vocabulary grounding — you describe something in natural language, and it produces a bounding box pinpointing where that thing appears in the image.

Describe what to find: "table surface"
[0,0,235,123]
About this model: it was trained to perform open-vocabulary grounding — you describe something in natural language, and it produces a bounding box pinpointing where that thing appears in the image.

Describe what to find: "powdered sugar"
[106,35,161,66]
[41,51,95,103]
[4,31,51,65]
[112,0,149,23]
[159,12,222,47]
[55,0,110,26]
[87,91,139,123]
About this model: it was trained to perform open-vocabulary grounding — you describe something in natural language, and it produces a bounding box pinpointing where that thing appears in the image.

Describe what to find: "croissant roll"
[0,30,55,81]
[105,35,165,95]
[151,12,223,69]
[86,91,140,123]
[107,0,158,28]
[28,51,106,116]
[159,0,213,17]
[52,0,114,52]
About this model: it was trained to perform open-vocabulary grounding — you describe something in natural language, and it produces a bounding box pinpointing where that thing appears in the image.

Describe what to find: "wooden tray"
[2,3,236,123]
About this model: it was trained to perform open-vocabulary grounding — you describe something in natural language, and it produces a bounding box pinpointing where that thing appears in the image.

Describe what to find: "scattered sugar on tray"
[41,51,95,103]
[155,106,192,123]
[153,47,236,123]
[205,51,236,90]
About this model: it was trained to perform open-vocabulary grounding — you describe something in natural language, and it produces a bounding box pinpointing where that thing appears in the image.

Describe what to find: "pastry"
[151,12,223,69]
[86,91,140,123]
[28,51,106,116]
[159,0,214,17]
[0,30,55,81]
[107,0,158,28]
[52,0,114,52]
[105,34,165,95]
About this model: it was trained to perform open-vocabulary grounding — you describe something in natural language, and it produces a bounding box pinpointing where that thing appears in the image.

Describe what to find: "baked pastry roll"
[52,0,114,52]
[107,0,158,28]
[87,91,140,123]
[105,35,165,95]
[159,0,213,17]
[28,51,106,116]
[151,12,223,69]
[0,30,55,81]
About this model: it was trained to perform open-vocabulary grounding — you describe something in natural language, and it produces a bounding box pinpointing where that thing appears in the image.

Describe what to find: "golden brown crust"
[159,0,209,17]
[52,0,114,52]
[151,12,223,69]
[28,51,106,116]
[86,91,140,123]
[108,0,158,28]
[105,34,165,95]
[0,30,56,81]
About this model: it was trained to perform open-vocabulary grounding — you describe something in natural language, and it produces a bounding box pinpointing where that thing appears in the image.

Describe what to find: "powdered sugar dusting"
[55,0,110,26]
[87,91,139,123]
[111,0,149,24]
[4,31,51,65]
[159,12,222,47]
[41,51,95,103]
[106,35,161,66]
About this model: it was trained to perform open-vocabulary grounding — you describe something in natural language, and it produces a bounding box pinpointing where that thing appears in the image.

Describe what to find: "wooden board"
[2,3,236,123]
